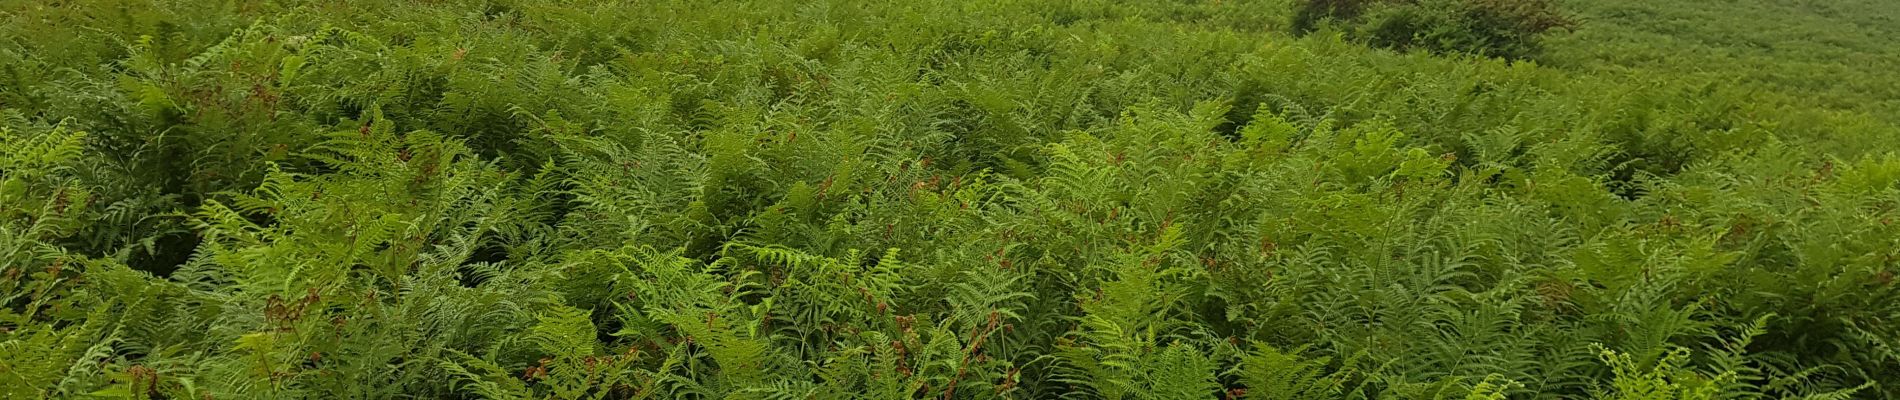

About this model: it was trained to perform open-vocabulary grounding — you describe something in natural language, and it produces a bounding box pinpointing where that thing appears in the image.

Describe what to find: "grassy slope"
[1550,0,1900,156]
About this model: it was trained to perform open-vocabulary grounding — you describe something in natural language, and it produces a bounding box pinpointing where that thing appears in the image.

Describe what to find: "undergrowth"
[2,0,1897,398]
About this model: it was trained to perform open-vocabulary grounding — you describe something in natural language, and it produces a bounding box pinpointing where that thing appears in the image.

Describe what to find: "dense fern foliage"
[4,0,1899,398]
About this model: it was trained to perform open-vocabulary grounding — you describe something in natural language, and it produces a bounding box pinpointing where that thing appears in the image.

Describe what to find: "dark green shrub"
[1294,0,1575,59]
[1291,0,1376,34]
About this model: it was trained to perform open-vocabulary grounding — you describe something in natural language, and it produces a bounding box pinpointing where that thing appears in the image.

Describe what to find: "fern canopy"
[3,0,1898,398]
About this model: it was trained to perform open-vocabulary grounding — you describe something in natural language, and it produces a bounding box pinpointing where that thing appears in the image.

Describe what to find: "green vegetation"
[2,0,1897,398]
[1293,0,1574,59]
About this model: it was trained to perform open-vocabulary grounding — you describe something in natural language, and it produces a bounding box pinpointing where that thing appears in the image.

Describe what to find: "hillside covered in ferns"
[4,0,1900,398]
